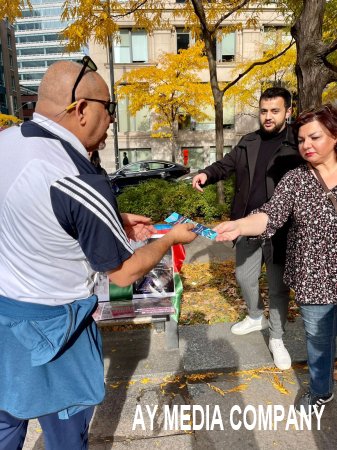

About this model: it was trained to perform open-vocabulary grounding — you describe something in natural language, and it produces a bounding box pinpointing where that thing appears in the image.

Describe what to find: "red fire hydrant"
[182,148,189,166]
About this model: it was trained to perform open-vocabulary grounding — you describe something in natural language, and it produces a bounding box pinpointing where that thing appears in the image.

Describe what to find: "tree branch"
[108,0,148,19]
[190,0,208,32]
[214,0,251,31]
[322,57,337,78]
[222,39,295,94]
[320,38,337,58]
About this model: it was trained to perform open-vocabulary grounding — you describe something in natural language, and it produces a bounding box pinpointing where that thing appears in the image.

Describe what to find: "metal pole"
[108,35,120,170]
[9,95,14,115]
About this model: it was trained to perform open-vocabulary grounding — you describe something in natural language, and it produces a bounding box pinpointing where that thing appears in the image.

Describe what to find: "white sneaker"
[269,338,291,370]
[231,315,268,335]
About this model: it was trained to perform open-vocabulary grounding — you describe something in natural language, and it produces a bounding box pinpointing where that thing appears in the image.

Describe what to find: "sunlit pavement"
[23,319,337,450]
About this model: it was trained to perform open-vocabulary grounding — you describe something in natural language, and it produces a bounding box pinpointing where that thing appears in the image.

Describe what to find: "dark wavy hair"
[293,103,337,138]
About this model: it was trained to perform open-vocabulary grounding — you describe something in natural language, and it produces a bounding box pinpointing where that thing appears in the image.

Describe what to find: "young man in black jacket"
[193,87,302,370]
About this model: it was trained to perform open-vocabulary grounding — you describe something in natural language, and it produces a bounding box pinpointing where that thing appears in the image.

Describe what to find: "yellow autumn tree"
[0,113,22,128]
[227,27,297,114]
[0,0,31,22]
[226,1,337,111]
[117,42,213,162]
[61,0,166,52]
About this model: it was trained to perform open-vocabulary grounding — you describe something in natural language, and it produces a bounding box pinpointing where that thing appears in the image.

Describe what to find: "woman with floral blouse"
[214,103,337,415]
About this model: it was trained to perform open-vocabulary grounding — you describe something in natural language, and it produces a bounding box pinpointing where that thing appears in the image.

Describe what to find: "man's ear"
[286,107,292,120]
[75,99,87,125]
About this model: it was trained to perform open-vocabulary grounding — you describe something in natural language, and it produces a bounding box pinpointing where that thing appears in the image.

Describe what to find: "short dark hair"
[292,103,337,143]
[259,87,292,109]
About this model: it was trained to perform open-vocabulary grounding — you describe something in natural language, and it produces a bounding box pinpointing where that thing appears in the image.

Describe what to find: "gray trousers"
[235,237,289,339]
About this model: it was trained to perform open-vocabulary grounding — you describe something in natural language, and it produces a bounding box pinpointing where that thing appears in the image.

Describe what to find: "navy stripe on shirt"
[22,120,134,272]
[53,176,132,253]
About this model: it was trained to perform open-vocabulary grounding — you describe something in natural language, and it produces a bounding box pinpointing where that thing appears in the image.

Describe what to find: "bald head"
[36,60,108,117]
[34,59,112,151]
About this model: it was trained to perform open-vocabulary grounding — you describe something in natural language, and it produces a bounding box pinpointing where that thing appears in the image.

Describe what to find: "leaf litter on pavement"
[103,260,299,331]
[180,261,299,325]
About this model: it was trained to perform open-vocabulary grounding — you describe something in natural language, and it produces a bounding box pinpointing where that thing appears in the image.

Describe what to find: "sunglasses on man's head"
[65,56,116,117]
[71,55,97,103]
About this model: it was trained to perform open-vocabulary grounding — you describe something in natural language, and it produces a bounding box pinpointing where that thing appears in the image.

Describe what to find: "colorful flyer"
[131,235,175,298]
[164,212,218,240]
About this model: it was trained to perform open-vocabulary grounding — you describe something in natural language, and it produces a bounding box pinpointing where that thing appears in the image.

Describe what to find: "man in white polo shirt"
[0,57,196,450]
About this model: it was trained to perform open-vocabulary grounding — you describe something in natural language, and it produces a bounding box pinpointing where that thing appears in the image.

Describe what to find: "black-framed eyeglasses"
[83,98,117,116]
[71,55,97,103]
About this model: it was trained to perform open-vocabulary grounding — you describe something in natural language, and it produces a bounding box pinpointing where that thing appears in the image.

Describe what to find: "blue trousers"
[0,407,94,450]
[300,304,337,396]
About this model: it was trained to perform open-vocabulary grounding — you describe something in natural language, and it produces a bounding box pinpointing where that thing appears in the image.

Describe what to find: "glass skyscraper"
[14,0,84,92]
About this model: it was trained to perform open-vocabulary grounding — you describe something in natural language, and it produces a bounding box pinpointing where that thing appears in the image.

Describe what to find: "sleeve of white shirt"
[50,173,134,272]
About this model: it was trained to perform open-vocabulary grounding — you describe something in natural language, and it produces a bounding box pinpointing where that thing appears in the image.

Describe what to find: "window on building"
[16,33,61,44]
[217,32,235,62]
[223,98,235,129]
[44,33,61,42]
[194,104,216,131]
[22,7,63,17]
[18,46,65,56]
[118,97,150,132]
[176,28,191,53]
[19,47,45,56]
[209,146,232,164]
[9,55,13,68]
[263,26,291,53]
[114,30,148,63]
[178,114,191,131]
[179,147,205,170]
[16,20,70,31]
[180,98,235,131]
[11,76,16,91]
[119,149,151,163]
[22,101,35,110]
[7,34,12,48]
[20,61,47,69]
[47,60,60,66]
[20,73,45,81]
[30,0,61,4]
[45,46,65,54]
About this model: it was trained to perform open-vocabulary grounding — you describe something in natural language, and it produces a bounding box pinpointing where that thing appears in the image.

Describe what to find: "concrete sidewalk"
[24,321,337,450]
[23,238,337,449]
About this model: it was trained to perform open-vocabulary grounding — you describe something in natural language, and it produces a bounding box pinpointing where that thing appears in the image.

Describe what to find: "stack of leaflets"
[93,301,136,321]
[93,234,176,321]
[164,212,218,240]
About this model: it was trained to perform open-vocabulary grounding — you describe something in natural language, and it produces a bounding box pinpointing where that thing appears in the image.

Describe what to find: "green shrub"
[117,177,234,223]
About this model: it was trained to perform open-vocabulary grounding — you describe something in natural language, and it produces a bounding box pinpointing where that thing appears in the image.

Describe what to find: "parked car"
[174,171,199,184]
[109,160,190,192]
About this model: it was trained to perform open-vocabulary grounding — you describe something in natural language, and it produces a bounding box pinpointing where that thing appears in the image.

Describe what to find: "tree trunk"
[170,121,176,162]
[202,30,225,203]
[214,90,225,204]
[171,137,176,163]
[291,0,337,112]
